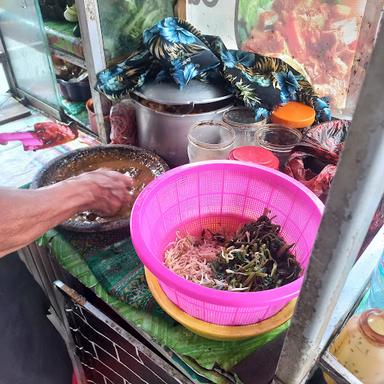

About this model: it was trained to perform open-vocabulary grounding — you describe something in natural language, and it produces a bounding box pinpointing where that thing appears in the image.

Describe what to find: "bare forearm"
[0,181,89,257]
[0,169,134,257]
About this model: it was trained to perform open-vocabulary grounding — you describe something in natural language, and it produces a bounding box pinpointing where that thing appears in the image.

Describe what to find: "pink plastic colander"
[131,161,324,325]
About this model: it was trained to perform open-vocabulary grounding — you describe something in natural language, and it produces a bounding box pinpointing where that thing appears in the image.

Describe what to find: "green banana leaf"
[39,230,289,383]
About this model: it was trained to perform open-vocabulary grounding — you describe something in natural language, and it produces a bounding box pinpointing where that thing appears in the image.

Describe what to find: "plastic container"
[222,107,266,146]
[109,100,137,145]
[187,121,235,163]
[86,99,110,135]
[64,5,78,22]
[130,161,324,325]
[228,146,279,170]
[271,101,315,129]
[256,124,302,169]
[356,251,384,313]
[57,78,91,102]
[325,309,384,384]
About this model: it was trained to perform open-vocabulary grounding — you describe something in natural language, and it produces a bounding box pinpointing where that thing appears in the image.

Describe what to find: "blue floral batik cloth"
[96,17,331,121]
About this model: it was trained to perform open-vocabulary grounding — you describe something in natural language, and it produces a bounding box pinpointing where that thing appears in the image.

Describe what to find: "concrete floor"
[0,253,72,384]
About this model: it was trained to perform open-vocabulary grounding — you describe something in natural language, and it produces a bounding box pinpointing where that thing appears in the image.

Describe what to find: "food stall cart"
[1,1,383,384]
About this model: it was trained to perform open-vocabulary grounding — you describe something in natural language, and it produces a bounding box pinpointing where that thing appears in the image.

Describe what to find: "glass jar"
[324,309,384,384]
[255,124,302,170]
[222,107,267,147]
[188,121,235,163]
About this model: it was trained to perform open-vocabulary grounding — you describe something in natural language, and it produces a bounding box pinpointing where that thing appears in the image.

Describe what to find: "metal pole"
[274,27,384,384]
[76,0,109,143]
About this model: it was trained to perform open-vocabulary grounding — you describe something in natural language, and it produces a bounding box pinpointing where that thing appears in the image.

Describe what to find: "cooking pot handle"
[183,102,195,115]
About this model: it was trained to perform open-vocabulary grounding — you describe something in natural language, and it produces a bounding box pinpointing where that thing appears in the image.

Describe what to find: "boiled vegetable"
[164,209,302,292]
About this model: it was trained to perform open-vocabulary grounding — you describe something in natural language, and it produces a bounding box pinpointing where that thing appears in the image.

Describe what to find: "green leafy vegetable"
[209,209,302,291]
[99,0,175,63]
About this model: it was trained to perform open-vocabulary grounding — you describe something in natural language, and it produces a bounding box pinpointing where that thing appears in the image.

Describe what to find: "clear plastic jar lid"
[256,124,302,153]
[223,107,266,128]
[360,309,384,345]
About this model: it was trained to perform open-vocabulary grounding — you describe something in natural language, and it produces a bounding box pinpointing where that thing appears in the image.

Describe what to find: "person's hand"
[67,169,134,216]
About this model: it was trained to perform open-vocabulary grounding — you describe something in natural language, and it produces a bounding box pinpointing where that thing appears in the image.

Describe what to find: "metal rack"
[18,241,198,384]
[54,280,189,384]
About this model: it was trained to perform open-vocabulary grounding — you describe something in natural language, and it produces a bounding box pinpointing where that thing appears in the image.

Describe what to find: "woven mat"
[85,238,168,319]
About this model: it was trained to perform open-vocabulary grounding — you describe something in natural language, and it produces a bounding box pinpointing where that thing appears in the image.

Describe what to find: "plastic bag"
[285,119,383,257]
[284,119,350,202]
[109,99,137,145]
[284,145,338,202]
[304,119,349,154]
[360,197,384,255]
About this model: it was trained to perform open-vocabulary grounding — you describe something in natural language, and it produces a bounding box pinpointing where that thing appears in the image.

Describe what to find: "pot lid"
[133,80,233,105]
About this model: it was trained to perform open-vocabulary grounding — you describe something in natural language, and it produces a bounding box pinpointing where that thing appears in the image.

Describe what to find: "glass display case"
[1,0,177,141]
[186,0,384,118]
[0,0,61,118]
[97,0,174,65]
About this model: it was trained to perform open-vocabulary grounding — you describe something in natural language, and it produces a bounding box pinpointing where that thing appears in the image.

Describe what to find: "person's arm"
[0,169,133,257]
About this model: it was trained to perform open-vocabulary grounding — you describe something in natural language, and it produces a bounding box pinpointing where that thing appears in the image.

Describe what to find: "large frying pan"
[31,145,168,233]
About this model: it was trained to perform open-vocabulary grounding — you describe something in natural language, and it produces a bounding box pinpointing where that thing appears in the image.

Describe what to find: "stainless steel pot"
[133,80,233,167]
[133,101,232,167]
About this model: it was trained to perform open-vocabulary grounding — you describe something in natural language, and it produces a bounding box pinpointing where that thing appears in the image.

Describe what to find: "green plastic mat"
[60,97,89,127]
[39,229,289,384]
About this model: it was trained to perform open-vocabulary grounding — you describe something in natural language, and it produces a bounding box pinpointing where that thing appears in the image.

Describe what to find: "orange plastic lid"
[271,101,315,129]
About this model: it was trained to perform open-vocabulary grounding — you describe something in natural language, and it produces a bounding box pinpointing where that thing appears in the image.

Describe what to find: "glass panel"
[236,0,369,116]
[186,0,383,118]
[0,63,9,93]
[97,0,174,64]
[0,0,60,108]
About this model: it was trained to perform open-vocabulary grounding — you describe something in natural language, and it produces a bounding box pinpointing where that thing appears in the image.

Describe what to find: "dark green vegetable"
[209,208,302,292]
